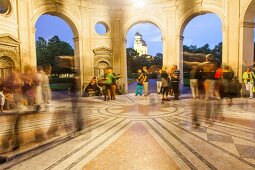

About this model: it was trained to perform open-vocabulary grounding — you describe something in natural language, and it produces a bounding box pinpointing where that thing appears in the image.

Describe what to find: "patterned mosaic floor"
[1,94,255,170]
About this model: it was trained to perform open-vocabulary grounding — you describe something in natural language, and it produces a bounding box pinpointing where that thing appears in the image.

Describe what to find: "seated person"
[83,77,102,97]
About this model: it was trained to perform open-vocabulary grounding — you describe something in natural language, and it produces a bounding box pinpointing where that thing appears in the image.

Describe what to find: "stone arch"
[31,6,80,37]
[178,6,226,35]
[178,9,225,64]
[176,6,226,91]
[241,0,255,22]
[122,15,165,92]
[31,4,82,80]
[123,15,165,38]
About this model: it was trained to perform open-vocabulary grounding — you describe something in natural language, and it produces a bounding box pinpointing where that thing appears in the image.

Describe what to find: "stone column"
[17,0,35,70]
[111,12,123,74]
[121,38,128,93]
[240,22,254,72]
[30,27,37,66]
[226,0,241,78]
[81,7,93,85]
[111,11,127,92]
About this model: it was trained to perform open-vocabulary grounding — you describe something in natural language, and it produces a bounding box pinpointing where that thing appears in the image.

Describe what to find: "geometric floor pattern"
[0,93,255,170]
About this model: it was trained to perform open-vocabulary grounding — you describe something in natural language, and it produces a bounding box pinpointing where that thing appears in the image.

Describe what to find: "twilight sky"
[36,13,223,56]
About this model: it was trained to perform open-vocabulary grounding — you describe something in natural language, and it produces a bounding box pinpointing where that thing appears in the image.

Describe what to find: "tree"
[36,37,48,65]
[153,53,163,67]
[36,36,74,74]
[126,48,139,72]
[212,42,222,63]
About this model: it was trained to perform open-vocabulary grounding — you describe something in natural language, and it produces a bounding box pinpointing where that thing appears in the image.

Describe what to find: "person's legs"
[111,85,116,100]
[138,85,143,96]
[135,85,139,96]
[157,81,162,93]
[194,80,199,98]
[143,82,148,96]
[172,82,179,99]
[190,79,196,98]
[249,83,253,98]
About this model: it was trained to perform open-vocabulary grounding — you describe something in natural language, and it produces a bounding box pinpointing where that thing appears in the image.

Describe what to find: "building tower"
[134,32,148,56]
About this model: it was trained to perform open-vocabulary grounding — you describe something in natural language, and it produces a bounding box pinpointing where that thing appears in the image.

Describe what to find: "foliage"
[126,48,163,74]
[36,36,74,74]
[183,42,222,62]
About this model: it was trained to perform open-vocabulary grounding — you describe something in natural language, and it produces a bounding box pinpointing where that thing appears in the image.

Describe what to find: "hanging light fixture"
[132,0,146,8]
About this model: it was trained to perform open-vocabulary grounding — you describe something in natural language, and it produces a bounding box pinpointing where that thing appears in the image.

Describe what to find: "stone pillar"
[226,0,241,78]
[240,22,254,71]
[31,28,37,66]
[111,12,123,74]
[81,8,93,85]
[17,0,35,71]
[111,11,127,92]
[122,38,128,93]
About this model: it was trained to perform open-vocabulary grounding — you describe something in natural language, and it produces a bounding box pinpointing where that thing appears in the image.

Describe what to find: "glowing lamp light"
[132,0,146,8]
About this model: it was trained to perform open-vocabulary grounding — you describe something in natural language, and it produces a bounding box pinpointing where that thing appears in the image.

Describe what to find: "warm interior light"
[132,0,146,8]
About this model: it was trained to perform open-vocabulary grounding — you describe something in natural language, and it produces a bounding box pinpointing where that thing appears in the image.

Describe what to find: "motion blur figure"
[191,99,200,128]
[70,71,84,132]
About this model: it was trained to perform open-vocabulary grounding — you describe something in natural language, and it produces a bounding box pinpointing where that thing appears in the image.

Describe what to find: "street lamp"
[132,0,146,8]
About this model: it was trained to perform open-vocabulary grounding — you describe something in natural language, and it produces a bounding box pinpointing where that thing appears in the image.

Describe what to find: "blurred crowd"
[0,64,51,112]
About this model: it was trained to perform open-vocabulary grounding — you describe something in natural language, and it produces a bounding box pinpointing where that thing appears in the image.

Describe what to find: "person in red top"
[214,65,224,99]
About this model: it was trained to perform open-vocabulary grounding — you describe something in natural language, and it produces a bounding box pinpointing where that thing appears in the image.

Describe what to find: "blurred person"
[0,89,5,112]
[3,88,15,110]
[231,76,242,97]
[4,69,24,111]
[34,66,43,111]
[142,66,149,96]
[191,99,201,128]
[190,66,199,99]
[170,65,180,100]
[69,70,84,132]
[214,64,224,99]
[135,69,144,96]
[156,69,162,94]
[219,65,235,105]
[41,65,52,104]
[201,54,217,100]
[242,67,255,99]
[3,68,24,150]
[161,67,170,103]
[105,68,118,101]
[196,69,204,99]
[22,65,38,106]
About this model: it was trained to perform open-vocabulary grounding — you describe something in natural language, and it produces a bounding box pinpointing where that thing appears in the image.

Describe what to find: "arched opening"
[125,23,163,94]
[180,13,223,91]
[35,13,80,91]
[242,0,255,72]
